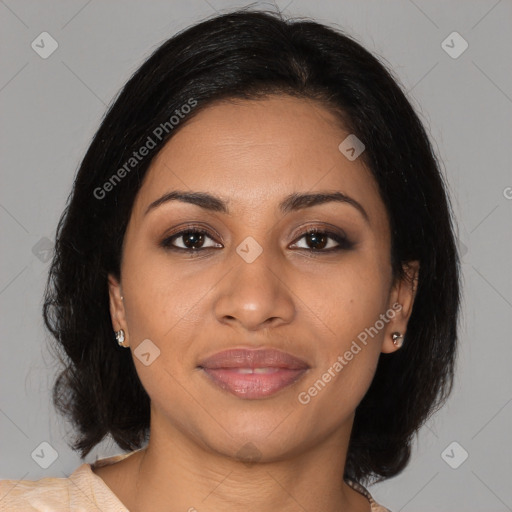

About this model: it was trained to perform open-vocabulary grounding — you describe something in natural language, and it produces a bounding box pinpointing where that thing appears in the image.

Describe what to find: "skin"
[97,95,419,512]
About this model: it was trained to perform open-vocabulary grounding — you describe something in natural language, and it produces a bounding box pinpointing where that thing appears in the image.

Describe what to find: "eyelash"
[160,225,354,256]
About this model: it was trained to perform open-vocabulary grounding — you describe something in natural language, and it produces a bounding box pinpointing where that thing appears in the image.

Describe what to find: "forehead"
[132,95,386,225]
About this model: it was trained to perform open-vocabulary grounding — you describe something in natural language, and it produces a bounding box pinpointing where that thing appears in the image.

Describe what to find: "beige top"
[0,451,391,511]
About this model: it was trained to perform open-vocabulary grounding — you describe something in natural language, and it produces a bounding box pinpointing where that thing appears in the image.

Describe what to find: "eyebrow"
[144,190,369,223]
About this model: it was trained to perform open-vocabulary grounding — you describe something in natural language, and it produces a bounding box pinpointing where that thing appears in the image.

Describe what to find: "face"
[109,95,418,461]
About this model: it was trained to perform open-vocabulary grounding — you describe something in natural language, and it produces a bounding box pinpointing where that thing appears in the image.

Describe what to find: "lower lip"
[200,367,308,399]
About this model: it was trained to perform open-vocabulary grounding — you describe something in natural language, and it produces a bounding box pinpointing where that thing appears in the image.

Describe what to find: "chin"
[196,410,312,463]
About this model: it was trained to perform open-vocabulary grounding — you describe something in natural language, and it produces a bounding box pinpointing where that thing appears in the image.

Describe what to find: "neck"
[103,417,370,512]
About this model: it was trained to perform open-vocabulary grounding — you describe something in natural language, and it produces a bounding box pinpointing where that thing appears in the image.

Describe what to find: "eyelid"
[162,222,222,240]
[289,222,348,241]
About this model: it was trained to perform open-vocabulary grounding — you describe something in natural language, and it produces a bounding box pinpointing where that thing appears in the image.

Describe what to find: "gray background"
[1,1,511,510]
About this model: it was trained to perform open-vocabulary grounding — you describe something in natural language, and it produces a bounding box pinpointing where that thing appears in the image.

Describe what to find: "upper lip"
[198,348,310,370]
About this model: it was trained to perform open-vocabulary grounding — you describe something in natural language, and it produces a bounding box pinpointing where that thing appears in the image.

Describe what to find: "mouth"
[198,348,310,399]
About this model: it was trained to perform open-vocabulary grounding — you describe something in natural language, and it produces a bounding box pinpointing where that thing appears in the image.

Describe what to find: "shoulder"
[0,464,88,511]
[345,478,393,512]
[0,458,129,512]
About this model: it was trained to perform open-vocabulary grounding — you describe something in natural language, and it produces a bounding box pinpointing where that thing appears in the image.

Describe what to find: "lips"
[198,348,309,399]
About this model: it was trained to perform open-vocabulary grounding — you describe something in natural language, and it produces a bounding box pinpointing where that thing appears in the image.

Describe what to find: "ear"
[108,273,129,345]
[381,260,420,354]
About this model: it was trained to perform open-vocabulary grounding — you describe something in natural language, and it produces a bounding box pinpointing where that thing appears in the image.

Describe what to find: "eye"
[160,227,222,251]
[160,226,354,254]
[290,229,354,252]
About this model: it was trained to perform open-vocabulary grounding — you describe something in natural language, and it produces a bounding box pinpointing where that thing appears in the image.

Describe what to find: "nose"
[213,247,296,332]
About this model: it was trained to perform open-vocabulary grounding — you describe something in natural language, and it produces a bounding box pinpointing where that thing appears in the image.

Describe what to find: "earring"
[391,332,404,348]
[115,329,128,348]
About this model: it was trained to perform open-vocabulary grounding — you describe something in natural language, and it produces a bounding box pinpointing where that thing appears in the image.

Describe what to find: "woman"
[0,8,460,512]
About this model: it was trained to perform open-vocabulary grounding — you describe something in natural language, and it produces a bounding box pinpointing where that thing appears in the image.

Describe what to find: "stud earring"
[391,332,404,348]
[115,329,128,348]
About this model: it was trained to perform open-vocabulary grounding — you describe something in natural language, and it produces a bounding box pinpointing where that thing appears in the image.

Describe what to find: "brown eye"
[291,229,354,252]
[304,231,329,250]
[161,228,222,251]
[178,231,206,249]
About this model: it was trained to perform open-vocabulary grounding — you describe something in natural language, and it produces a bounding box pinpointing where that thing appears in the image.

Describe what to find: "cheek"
[294,336,380,438]
[291,257,390,411]
[120,242,209,338]
[301,258,391,342]
[296,296,384,425]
